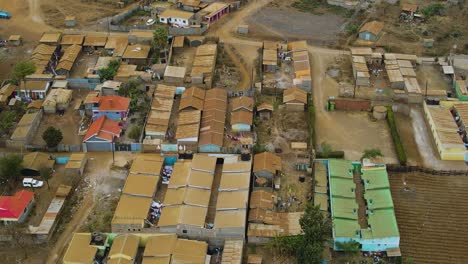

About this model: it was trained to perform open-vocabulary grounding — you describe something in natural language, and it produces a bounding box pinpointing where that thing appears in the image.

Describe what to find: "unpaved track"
[47,194,94,264]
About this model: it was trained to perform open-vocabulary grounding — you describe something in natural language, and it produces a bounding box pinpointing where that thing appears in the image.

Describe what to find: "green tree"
[269,203,331,264]
[0,155,23,186]
[335,240,360,255]
[361,148,383,160]
[0,111,16,134]
[153,26,168,50]
[12,61,36,82]
[346,24,359,34]
[98,59,120,82]
[421,3,445,18]
[42,126,63,149]
[39,167,53,190]
[128,125,142,141]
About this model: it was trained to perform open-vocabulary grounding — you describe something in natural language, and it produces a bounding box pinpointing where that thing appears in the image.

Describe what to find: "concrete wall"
[169,25,208,36]
[199,144,222,153]
[285,103,305,112]
[359,32,378,41]
[332,98,371,111]
[231,123,251,132]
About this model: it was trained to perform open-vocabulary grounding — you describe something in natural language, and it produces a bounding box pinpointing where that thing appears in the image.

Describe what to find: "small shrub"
[421,3,445,18]
[346,24,359,34]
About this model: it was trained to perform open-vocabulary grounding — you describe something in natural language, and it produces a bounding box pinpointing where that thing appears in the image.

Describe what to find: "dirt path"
[46,193,95,264]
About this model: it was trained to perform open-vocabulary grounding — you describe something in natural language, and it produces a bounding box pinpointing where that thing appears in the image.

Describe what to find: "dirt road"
[46,152,132,263]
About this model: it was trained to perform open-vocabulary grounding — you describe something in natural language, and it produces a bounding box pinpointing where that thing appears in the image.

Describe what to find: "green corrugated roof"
[366,209,400,239]
[330,178,355,198]
[333,218,361,238]
[364,188,394,210]
[315,168,328,187]
[314,193,329,211]
[361,168,390,190]
[331,197,358,220]
[328,159,354,179]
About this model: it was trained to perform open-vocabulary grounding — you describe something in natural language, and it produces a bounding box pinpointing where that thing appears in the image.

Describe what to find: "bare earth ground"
[390,172,468,264]
[310,51,398,163]
[32,89,89,146]
[246,7,344,45]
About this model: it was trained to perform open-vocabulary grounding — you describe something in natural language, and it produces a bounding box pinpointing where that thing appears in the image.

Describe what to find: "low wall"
[332,98,371,111]
[169,25,208,36]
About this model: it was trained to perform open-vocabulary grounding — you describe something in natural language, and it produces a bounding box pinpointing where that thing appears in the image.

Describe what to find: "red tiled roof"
[0,190,34,220]
[83,115,121,142]
[98,95,130,112]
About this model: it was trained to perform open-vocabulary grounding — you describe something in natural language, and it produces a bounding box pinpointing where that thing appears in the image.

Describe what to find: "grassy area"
[292,0,353,17]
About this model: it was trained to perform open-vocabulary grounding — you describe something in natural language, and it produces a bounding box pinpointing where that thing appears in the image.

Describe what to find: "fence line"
[386,164,468,176]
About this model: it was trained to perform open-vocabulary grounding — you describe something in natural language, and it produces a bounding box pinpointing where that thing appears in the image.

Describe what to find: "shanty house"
[200,2,229,24]
[39,32,61,45]
[42,88,73,113]
[21,152,55,176]
[231,96,254,112]
[0,190,35,224]
[65,153,87,176]
[179,87,206,111]
[55,44,82,76]
[164,66,186,83]
[178,0,208,12]
[358,21,384,41]
[122,44,151,66]
[83,115,122,152]
[83,35,108,51]
[8,111,43,148]
[231,111,253,132]
[60,34,85,47]
[8,35,22,46]
[17,80,51,100]
[253,152,282,179]
[0,83,17,105]
[257,103,273,120]
[158,9,195,27]
[283,87,307,111]
[91,95,130,121]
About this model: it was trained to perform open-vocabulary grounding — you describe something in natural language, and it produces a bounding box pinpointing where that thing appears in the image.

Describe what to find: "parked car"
[146,19,156,26]
[0,11,11,19]
[23,178,44,188]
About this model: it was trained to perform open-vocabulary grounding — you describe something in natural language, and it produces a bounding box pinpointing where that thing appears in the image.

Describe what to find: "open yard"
[246,6,344,45]
[390,172,468,264]
[32,89,88,147]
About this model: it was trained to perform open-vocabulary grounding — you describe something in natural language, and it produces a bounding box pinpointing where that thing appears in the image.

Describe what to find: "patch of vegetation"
[153,26,168,50]
[253,143,268,154]
[361,148,383,160]
[128,125,142,141]
[335,240,360,255]
[308,97,316,149]
[0,111,17,134]
[421,3,445,18]
[346,24,359,34]
[0,155,23,190]
[386,107,407,165]
[292,0,353,17]
[99,59,120,82]
[118,78,150,126]
[268,203,331,264]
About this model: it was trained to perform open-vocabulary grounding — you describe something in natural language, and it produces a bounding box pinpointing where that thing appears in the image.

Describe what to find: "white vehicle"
[146,19,156,26]
[23,178,44,188]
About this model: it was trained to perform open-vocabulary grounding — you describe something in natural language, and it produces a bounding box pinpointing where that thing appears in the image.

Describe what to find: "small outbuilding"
[238,24,249,35]
[64,16,76,27]
[8,35,22,46]
[358,21,384,42]
[22,152,55,176]
[257,102,273,120]
[164,66,186,83]
[65,153,88,176]
[253,152,282,179]
[283,87,308,111]
[43,88,73,113]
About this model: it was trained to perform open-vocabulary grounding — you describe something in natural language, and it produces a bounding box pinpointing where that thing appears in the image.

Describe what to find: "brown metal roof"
[359,21,384,35]
[283,87,307,104]
[231,96,254,112]
[253,152,282,174]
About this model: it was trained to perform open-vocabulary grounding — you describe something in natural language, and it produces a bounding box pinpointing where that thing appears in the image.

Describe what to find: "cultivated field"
[390,172,468,264]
